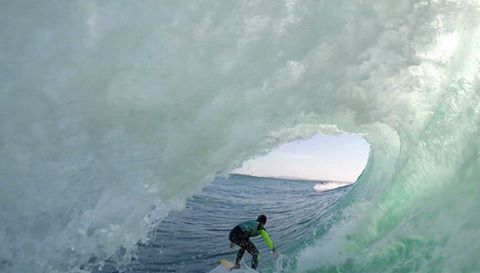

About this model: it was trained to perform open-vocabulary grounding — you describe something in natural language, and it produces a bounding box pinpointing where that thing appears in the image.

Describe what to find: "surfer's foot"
[231,264,240,270]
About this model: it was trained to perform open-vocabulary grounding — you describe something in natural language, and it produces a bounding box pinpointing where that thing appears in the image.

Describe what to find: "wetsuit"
[229,220,275,269]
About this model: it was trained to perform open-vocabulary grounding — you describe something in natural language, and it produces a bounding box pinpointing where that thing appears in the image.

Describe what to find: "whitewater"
[1,0,480,272]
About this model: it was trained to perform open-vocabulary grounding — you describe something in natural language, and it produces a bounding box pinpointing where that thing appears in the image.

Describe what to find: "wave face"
[1,0,480,272]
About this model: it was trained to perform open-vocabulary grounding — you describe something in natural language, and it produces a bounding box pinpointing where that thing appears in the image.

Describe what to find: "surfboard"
[208,258,237,273]
[220,258,236,270]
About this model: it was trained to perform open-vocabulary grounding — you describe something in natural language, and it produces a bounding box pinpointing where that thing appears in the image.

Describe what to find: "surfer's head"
[257,214,267,225]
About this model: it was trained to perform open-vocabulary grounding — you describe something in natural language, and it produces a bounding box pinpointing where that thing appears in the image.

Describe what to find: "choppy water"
[94,175,350,273]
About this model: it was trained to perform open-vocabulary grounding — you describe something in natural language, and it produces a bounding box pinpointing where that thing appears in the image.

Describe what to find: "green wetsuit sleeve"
[259,230,274,250]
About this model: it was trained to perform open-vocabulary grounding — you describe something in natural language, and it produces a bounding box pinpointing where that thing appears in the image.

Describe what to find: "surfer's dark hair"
[257,214,267,224]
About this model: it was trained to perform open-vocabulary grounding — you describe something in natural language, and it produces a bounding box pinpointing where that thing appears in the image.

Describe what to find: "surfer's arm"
[259,229,275,251]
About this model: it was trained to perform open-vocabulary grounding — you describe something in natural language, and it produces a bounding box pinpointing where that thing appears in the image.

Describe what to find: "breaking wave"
[1,0,480,272]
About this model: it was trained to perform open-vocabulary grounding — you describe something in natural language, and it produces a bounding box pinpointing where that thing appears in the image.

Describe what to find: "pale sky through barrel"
[232,134,370,182]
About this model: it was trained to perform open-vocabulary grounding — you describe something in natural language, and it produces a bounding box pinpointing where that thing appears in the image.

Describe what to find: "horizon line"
[228,172,354,184]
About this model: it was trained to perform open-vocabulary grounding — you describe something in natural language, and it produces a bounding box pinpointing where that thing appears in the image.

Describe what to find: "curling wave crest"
[1,0,480,272]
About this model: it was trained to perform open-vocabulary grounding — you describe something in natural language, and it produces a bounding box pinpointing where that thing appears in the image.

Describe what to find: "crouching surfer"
[228,214,278,270]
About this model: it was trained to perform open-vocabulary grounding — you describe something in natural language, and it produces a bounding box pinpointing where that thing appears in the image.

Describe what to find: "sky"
[232,134,370,182]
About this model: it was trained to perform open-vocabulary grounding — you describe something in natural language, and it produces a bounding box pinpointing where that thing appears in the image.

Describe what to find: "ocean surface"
[95,175,351,273]
[2,1,480,272]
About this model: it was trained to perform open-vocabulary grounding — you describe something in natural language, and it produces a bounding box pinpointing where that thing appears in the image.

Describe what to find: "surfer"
[228,214,277,270]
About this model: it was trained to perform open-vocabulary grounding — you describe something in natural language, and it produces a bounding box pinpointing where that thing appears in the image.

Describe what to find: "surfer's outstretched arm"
[259,229,275,252]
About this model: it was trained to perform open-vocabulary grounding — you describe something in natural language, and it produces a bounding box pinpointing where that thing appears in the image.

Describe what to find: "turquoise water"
[1,1,480,272]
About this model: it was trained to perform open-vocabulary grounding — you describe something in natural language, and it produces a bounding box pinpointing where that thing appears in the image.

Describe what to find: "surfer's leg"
[244,241,259,269]
[230,226,248,266]
[235,248,246,265]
